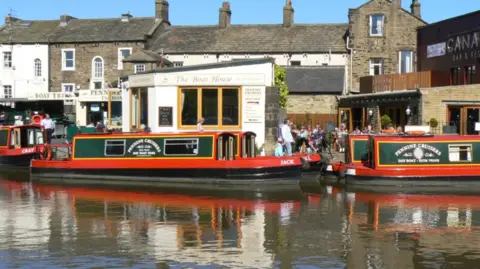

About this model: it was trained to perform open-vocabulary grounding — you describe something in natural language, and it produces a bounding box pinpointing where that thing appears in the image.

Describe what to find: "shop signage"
[154,74,265,86]
[382,143,442,164]
[158,106,173,127]
[127,139,162,157]
[129,74,155,87]
[28,92,76,100]
[243,87,263,124]
[446,31,480,62]
[427,42,446,58]
[79,89,122,102]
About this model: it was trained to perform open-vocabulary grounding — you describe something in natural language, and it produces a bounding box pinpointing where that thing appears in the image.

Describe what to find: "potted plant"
[380,114,392,129]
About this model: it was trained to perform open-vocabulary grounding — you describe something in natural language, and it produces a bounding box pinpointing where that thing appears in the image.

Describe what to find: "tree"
[274,64,289,108]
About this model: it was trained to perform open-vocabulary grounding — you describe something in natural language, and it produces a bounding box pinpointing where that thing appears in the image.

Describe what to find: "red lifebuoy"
[39,146,52,160]
[32,115,42,124]
[406,131,426,136]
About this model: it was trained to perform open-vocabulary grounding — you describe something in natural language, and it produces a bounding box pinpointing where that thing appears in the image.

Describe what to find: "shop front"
[75,89,122,127]
[116,59,278,153]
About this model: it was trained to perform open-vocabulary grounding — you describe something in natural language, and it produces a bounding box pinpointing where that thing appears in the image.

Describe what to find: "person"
[41,113,55,144]
[274,137,285,157]
[280,119,294,156]
[14,115,24,126]
[197,118,205,132]
[95,121,106,133]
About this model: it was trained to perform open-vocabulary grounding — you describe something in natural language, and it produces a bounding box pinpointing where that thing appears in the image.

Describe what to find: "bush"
[380,114,392,129]
[274,65,289,108]
[429,118,439,128]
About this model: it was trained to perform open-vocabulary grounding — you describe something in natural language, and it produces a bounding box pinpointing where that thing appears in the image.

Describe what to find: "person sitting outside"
[274,137,285,157]
[197,118,205,132]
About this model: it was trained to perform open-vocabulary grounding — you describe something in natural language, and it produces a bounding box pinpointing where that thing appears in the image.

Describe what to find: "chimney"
[410,0,421,18]
[391,0,401,9]
[4,14,19,25]
[283,0,294,28]
[59,14,75,26]
[121,13,133,22]
[219,2,231,28]
[155,0,169,22]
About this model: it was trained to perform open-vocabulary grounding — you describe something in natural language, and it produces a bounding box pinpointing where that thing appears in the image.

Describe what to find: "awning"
[338,89,421,106]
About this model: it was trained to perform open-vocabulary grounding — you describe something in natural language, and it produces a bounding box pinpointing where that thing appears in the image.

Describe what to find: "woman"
[197,118,205,132]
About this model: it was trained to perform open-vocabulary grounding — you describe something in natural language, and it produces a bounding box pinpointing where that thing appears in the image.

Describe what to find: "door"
[464,107,480,135]
[447,106,461,134]
[12,128,21,149]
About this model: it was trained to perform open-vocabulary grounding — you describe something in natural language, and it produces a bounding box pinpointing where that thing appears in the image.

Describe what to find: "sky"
[1,0,479,25]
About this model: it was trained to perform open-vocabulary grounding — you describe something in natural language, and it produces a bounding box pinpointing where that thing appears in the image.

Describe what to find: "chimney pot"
[410,0,421,18]
[283,0,294,28]
[391,0,401,9]
[155,0,169,23]
[219,2,232,28]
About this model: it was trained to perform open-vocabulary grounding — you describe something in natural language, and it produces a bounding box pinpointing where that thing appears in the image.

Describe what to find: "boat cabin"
[345,133,479,169]
[0,125,46,152]
[69,131,259,161]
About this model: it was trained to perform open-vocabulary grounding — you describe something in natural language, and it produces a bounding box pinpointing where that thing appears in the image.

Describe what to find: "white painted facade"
[0,44,49,99]
[75,89,122,126]
[125,61,274,148]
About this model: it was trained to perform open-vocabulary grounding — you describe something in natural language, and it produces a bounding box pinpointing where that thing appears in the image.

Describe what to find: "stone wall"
[264,86,281,155]
[286,94,338,114]
[421,84,480,126]
[348,0,426,90]
[49,42,145,92]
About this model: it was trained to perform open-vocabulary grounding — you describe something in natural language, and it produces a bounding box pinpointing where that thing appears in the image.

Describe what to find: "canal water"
[0,178,478,269]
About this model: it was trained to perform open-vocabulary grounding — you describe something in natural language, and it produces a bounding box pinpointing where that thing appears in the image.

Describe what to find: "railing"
[359,71,451,93]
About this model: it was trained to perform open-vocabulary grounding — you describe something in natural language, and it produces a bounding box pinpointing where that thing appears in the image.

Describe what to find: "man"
[280,119,294,156]
[14,115,24,126]
[41,113,55,144]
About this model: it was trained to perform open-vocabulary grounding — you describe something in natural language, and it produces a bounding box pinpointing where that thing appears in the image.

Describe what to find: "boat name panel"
[281,159,295,165]
[127,139,162,157]
[378,142,473,165]
[21,148,35,154]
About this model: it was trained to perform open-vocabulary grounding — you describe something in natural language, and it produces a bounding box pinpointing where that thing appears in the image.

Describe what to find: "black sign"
[158,106,173,126]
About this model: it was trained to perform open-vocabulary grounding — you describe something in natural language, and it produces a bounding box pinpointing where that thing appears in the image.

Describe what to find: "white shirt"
[14,120,23,126]
[281,124,294,143]
[41,118,54,129]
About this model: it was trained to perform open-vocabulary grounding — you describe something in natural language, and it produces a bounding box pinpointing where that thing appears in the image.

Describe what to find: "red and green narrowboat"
[330,133,480,187]
[30,131,304,187]
[0,125,46,168]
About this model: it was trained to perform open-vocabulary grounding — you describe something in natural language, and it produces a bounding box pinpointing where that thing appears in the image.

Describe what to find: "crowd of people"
[275,120,379,157]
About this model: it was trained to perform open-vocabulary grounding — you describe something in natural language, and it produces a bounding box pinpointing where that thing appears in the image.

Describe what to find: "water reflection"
[2,180,480,268]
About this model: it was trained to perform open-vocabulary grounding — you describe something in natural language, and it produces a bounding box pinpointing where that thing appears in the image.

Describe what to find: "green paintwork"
[352,138,369,162]
[0,129,7,146]
[74,136,214,159]
[378,141,480,165]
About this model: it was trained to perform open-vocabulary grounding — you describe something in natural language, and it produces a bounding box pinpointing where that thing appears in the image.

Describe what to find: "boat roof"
[0,124,42,130]
[73,131,255,138]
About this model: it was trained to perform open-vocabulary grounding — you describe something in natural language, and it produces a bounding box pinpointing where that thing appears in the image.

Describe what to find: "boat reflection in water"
[0,179,303,268]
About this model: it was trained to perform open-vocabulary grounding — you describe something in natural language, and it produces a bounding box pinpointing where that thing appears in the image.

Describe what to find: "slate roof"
[286,66,345,94]
[0,17,156,44]
[123,48,172,65]
[148,23,349,54]
[143,58,275,74]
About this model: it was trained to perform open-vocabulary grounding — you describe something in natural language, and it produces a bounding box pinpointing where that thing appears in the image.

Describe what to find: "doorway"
[447,106,480,135]
[380,106,405,128]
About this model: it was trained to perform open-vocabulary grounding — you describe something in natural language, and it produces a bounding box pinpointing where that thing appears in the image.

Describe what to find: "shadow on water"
[3,174,480,268]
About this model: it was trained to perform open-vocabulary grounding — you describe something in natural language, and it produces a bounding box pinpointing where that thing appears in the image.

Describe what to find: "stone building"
[346,0,426,91]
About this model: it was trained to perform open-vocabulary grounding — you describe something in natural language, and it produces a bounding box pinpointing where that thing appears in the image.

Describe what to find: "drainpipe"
[346,36,353,92]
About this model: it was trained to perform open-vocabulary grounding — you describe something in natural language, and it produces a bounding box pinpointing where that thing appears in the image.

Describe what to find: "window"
[118,48,132,70]
[369,14,384,36]
[134,64,146,73]
[62,49,75,71]
[62,83,75,105]
[450,67,460,85]
[164,138,199,155]
[129,88,148,130]
[465,65,476,84]
[0,130,8,146]
[290,61,301,66]
[448,144,472,162]
[93,82,103,89]
[92,56,104,79]
[173,61,184,67]
[3,52,12,68]
[26,128,45,146]
[34,59,42,77]
[104,140,126,156]
[3,85,12,99]
[35,129,44,144]
[108,90,122,128]
[179,88,240,129]
[399,50,413,74]
[369,58,384,75]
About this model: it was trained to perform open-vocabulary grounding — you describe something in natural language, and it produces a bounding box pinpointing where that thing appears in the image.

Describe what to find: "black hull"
[346,175,480,187]
[31,166,302,189]
[0,154,36,168]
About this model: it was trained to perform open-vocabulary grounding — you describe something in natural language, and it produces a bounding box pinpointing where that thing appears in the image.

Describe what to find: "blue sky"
[1,0,479,24]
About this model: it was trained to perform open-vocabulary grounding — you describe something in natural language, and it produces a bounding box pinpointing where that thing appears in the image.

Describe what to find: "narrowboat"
[330,131,480,187]
[30,131,304,187]
[0,124,46,168]
[294,152,329,175]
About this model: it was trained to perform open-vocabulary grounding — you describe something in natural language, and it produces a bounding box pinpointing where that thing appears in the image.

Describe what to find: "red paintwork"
[30,131,304,170]
[0,125,46,157]
[295,153,321,163]
[0,179,301,214]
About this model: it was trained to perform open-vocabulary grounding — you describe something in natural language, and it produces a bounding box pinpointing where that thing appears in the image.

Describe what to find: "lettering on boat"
[281,159,295,165]
[303,156,311,161]
[127,139,161,157]
[394,143,441,163]
[21,148,35,153]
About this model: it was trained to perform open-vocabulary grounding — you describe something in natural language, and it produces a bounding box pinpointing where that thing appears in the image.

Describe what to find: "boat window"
[448,144,472,162]
[0,130,7,146]
[35,129,44,144]
[28,129,35,146]
[104,140,126,156]
[164,138,199,156]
